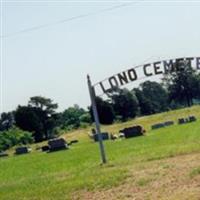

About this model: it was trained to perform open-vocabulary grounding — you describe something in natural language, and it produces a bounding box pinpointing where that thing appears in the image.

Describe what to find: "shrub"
[0,127,33,151]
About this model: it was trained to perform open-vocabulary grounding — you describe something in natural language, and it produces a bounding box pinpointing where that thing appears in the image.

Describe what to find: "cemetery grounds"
[0,106,200,200]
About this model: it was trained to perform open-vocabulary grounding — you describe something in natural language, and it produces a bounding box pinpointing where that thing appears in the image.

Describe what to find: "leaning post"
[87,75,107,164]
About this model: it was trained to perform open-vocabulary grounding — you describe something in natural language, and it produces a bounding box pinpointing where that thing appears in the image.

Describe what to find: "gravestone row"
[1,115,198,158]
[151,115,197,130]
[152,121,174,130]
[1,137,78,158]
[92,125,145,141]
[178,116,197,124]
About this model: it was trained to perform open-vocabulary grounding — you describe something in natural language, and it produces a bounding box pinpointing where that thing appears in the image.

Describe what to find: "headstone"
[93,132,109,142]
[151,123,165,130]
[110,134,118,140]
[35,146,41,151]
[120,125,145,138]
[48,138,68,152]
[178,118,186,125]
[188,116,197,122]
[164,121,174,126]
[0,152,8,157]
[15,147,31,155]
[68,140,79,145]
[119,133,125,138]
[41,145,49,152]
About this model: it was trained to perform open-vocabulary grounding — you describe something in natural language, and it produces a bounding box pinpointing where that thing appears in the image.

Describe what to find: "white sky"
[1,0,200,112]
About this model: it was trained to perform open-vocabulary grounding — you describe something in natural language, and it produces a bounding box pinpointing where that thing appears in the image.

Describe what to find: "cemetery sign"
[95,57,200,94]
[87,56,200,164]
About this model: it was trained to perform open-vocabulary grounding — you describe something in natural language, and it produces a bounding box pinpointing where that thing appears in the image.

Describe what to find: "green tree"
[163,60,199,107]
[29,96,58,114]
[0,112,15,131]
[28,96,58,139]
[79,113,92,124]
[15,96,58,142]
[61,105,86,129]
[109,88,139,121]
[90,97,115,125]
[138,81,169,114]
[133,88,154,115]
[15,106,43,142]
[193,73,200,101]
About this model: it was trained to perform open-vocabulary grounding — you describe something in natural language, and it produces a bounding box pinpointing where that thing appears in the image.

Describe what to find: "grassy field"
[0,106,200,200]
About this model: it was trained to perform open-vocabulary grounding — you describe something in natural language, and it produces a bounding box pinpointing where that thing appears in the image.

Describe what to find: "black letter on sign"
[128,69,137,81]
[163,60,174,73]
[100,82,107,94]
[109,76,119,88]
[175,58,184,71]
[117,72,129,86]
[154,62,163,75]
[143,64,153,77]
[197,57,200,70]
[186,57,194,67]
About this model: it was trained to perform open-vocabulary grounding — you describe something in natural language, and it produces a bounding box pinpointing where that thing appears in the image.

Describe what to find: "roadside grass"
[0,106,200,200]
[190,167,200,178]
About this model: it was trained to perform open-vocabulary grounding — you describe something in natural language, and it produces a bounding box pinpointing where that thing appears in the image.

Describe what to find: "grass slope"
[0,106,200,200]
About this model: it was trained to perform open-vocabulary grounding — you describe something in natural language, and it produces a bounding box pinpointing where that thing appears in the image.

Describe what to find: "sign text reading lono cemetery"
[95,57,200,94]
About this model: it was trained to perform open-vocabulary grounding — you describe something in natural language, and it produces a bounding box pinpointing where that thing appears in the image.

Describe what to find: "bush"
[79,113,92,124]
[0,127,33,151]
[52,127,66,137]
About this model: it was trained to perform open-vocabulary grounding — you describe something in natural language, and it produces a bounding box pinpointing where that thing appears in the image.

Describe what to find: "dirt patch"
[72,152,200,200]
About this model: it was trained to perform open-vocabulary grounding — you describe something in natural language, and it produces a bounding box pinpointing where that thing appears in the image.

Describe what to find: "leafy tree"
[29,96,58,114]
[90,97,115,125]
[60,104,87,129]
[15,96,58,142]
[0,112,15,131]
[109,88,139,121]
[79,113,92,124]
[28,96,58,139]
[193,73,200,101]
[133,88,154,115]
[163,60,200,107]
[15,106,43,142]
[138,81,169,114]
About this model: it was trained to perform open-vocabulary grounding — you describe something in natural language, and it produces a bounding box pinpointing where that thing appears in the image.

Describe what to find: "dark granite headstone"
[188,116,197,122]
[119,133,125,138]
[178,118,186,125]
[0,152,8,157]
[93,132,109,142]
[151,123,165,130]
[41,145,49,152]
[68,140,79,145]
[15,147,31,155]
[164,121,174,126]
[48,138,68,152]
[120,125,145,138]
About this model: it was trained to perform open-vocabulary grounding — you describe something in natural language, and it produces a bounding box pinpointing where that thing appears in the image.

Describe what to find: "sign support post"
[87,75,107,164]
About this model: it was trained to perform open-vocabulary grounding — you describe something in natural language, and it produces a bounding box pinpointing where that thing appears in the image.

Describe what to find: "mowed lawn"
[0,106,200,200]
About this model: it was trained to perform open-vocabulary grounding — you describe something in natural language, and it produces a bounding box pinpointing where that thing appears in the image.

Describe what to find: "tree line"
[0,60,200,151]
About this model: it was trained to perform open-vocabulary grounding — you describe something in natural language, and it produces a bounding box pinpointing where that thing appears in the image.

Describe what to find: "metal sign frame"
[87,56,200,164]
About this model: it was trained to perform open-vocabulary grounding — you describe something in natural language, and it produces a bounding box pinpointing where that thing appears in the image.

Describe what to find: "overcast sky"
[1,0,200,113]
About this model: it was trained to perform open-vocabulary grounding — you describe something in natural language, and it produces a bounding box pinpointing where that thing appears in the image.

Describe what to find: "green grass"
[0,106,200,200]
[190,167,200,178]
